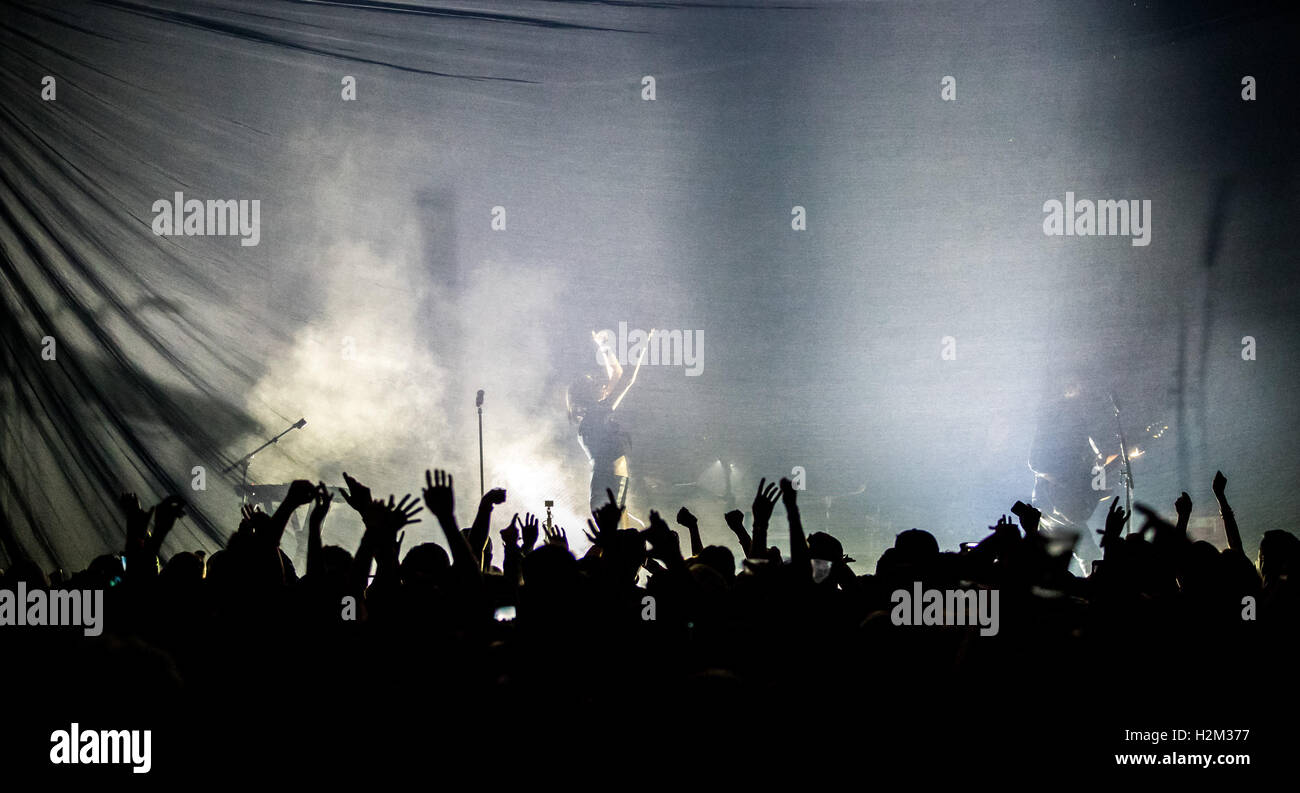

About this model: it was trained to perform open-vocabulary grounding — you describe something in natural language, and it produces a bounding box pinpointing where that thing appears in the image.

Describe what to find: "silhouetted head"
[521,543,579,593]
[566,374,604,423]
[160,551,205,584]
[1178,541,1220,593]
[808,532,845,562]
[1258,529,1299,588]
[607,529,647,583]
[204,549,229,583]
[401,542,450,586]
[894,529,939,564]
[696,545,736,584]
[688,561,729,605]
[319,545,355,581]
[876,546,898,576]
[86,555,124,588]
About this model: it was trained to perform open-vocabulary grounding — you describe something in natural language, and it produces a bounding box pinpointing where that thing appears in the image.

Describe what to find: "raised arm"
[1213,471,1243,554]
[749,478,779,559]
[118,492,155,578]
[723,509,752,558]
[780,477,809,575]
[1098,496,1129,561]
[306,482,331,579]
[469,488,507,566]
[424,469,479,576]
[1173,491,1192,542]
[119,493,185,579]
[339,472,377,592]
[360,495,421,592]
[267,479,315,550]
[147,496,186,571]
[644,510,686,576]
[593,330,624,389]
[676,507,704,557]
[609,329,654,412]
[500,514,531,586]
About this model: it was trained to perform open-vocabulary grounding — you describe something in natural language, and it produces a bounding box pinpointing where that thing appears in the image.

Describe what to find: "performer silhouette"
[568,329,653,521]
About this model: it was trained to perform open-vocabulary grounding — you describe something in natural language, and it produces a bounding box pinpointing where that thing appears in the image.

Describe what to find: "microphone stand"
[223,418,306,502]
[1109,394,1134,534]
[476,391,485,499]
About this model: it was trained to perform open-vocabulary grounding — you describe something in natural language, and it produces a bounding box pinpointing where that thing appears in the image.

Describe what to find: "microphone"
[475,390,485,498]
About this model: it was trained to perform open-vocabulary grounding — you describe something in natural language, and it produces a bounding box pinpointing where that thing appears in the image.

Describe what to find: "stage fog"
[2,0,1296,572]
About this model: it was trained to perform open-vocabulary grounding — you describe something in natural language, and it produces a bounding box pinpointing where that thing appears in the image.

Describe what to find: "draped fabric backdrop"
[2,0,1297,573]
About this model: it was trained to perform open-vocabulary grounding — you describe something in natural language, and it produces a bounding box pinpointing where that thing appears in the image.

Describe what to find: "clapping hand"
[308,482,333,531]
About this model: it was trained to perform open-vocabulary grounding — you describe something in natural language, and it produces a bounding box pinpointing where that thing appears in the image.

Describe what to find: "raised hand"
[676,506,704,556]
[723,508,752,557]
[240,503,258,529]
[594,489,623,533]
[153,495,187,540]
[543,523,568,549]
[780,477,809,567]
[501,514,521,548]
[1172,490,1192,540]
[481,488,507,509]
[308,481,333,530]
[750,478,780,554]
[467,487,508,566]
[122,494,183,577]
[423,469,456,526]
[988,514,1023,545]
[259,478,318,549]
[371,494,423,530]
[1010,500,1041,536]
[284,479,316,509]
[1211,469,1242,553]
[422,469,480,575]
[359,494,419,588]
[362,494,421,561]
[498,516,524,581]
[306,482,331,579]
[778,477,798,507]
[1099,496,1129,549]
[751,478,779,526]
[118,492,155,551]
[521,513,540,553]
[340,472,373,515]
[643,510,682,563]
[586,489,623,547]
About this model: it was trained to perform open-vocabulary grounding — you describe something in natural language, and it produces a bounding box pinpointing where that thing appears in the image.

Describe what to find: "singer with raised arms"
[568,329,654,524]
